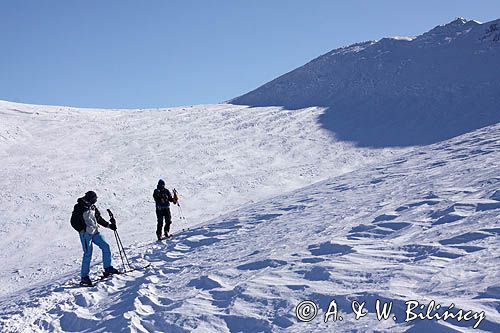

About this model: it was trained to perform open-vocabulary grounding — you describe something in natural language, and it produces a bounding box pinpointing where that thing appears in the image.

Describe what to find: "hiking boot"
[80,276,93,287]
[103,266,119,277]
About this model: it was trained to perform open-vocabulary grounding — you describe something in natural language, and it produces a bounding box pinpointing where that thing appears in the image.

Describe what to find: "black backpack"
[70,202,86,232]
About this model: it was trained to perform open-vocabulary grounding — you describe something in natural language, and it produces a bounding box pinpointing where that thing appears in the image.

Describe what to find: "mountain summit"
[231,18,500,147]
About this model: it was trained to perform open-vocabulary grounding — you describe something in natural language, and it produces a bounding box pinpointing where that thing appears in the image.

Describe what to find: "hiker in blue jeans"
[71,191,119,286]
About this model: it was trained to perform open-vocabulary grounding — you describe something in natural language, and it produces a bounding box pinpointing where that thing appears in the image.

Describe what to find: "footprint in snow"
[187,275,222,290]
[450,245,485,253]
[303,266,331,281]
[370,178,384,184]
[395,198,441,212]
[308,242,354,256]
[373,213,399,222]
[476,201,500,212]
[301,257,325,263]
[376,221,411,230]
[401,244,463,261]
[348,213,410,240]
[183,236,221,249]
[439,231,493,245]
[488,189,500,201]
[236,259,287,271]
[245,213,282,224]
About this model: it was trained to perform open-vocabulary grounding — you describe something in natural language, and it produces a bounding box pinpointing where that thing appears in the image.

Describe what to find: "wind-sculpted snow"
[231,18,500,147]
[0,117,499,331]
[0,100,394,298]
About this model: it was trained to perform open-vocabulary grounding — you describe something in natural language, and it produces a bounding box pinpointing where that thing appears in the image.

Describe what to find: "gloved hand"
[110,217,116,224]
[109,223,117,231]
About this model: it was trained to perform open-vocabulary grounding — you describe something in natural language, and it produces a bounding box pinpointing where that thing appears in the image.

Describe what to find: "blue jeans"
[80,232,112,277]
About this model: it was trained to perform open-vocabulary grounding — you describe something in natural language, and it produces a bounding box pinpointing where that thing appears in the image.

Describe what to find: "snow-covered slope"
[0,100,396,298]
[231,18,500,147]
[1,16,499,333]
[1,116,499,332]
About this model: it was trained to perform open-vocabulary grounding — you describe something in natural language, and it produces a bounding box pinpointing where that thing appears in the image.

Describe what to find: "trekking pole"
[113,229,126,272]
[175,204,184,220]
[115,229,131,270]
[108,209,131,272]
[178,204,186,220]
[172,189,191,233]
[173,189,186,220]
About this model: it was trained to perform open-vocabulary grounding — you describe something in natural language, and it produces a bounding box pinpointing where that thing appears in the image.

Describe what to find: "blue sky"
[1,0,499,108]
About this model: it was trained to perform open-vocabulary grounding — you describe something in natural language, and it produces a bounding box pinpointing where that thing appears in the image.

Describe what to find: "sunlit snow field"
[0,100,499,332]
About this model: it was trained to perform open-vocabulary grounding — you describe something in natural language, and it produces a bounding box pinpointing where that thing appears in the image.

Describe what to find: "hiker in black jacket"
[153,179,177,240]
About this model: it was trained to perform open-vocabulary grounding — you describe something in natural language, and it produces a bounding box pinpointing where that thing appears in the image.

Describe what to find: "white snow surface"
[0,100,393,298]
[0,99,499,332]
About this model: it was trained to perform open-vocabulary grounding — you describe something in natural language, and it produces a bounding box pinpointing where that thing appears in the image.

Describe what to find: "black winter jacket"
[71,198,109,233]
[153,186,175,210]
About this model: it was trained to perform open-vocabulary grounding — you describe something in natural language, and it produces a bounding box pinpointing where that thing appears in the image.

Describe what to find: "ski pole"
[115,229,131,270]
[108,209,131,272]
[175,204,185,220]
[178,204,186,220]
[173,189,186,220]
[113,229,126,272]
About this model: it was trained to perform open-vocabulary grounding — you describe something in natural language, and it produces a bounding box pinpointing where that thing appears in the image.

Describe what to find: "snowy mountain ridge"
[231,18,500,147]
[327,17,480,57]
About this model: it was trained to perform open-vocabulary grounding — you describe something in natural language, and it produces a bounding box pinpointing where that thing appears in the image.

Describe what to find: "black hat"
[84,191,98,203]
[158,179,165,187]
